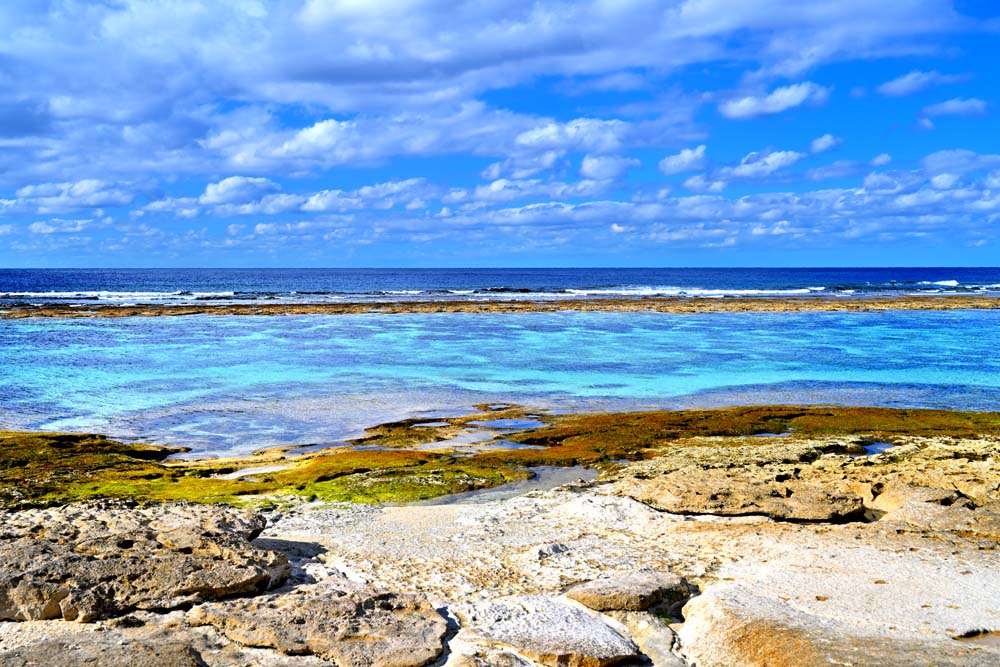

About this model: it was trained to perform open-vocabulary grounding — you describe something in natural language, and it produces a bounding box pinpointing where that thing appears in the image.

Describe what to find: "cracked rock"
[460,595,639,667]
[187,580,448,667]
[0,499,290,622]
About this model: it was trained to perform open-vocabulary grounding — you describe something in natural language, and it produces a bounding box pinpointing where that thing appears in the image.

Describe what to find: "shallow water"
[408,466,598,505]
[3,310,1000,455]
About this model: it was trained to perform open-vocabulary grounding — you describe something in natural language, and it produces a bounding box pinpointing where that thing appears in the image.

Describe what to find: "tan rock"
[187,580,448,667]
[0,638,207,667]
[460,595,639,667]
[0,500,290,622]
[566,572,688,611]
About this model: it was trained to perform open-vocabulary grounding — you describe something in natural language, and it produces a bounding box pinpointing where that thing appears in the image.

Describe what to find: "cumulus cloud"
[719,150,807,179]
[810,134,842,153]
[659,145,707,175]
[579,155,640,180]
[871,153,892,166]
[922,98,988,117]
[877,70,966,97]
[199,177,280,205]
[8,180,134,214]
[718,83,830,119]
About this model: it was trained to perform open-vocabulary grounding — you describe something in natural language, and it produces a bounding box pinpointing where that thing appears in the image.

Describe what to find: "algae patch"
[4,405,1000,509]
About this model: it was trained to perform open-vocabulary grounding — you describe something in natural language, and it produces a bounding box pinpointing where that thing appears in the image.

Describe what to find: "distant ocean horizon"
[3,267,1000,306]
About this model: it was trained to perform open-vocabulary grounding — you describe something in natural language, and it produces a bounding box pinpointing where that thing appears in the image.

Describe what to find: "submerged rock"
[0,499,290,622]
[566,572,688,612]
[187,580,448,667]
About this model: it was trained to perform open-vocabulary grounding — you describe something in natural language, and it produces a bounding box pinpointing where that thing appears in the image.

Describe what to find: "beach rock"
[605,611,687,667]
[615,466,866,521]
[677,532,1000,667]
[0,500,290,622]
[186,580,448,667]
[0,638,207,667]
[566,572,688,611]
[460,595,639,667]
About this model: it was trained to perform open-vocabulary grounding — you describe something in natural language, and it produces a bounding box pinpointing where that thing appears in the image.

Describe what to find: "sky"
[1,0,999,268]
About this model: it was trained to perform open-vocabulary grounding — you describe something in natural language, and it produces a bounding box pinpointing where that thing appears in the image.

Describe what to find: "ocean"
[3,275,1000,455]
[2,267,1000,305]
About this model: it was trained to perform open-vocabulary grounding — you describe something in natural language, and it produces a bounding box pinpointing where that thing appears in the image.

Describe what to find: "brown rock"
[0,499,290,622]
[187,580,448,667]
[566,572,688,611]
[0,638,207,667]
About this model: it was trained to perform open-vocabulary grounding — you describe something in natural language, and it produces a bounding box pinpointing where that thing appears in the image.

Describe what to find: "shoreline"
[2,294,1000,318]
[3,403,999,665]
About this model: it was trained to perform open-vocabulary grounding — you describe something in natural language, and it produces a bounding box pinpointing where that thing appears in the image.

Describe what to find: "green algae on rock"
[4,405,1000,510]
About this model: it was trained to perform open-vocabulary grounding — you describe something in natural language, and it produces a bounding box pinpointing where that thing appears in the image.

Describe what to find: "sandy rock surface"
[2,433,999,666]
[188,581,449,667]
[0,499,290,622]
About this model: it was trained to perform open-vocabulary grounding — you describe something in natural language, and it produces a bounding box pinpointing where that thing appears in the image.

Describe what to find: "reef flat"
[2,294,1000,318]
[2,405,999,665]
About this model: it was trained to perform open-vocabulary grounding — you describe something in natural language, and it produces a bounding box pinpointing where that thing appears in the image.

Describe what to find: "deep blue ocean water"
[3,306,1000,456]
[2,267,1000,304]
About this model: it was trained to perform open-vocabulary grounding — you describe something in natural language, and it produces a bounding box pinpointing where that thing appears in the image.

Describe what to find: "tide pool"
[2,310,999,455]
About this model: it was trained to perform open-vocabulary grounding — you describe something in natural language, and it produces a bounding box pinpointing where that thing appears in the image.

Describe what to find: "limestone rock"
[461,595,639,667]
[566,572,688,611]
[605,611,687,667]
[0,638,207,667]
[0,500,290,622]
[615,466,866,521]
[187,580,448,667]
[677,533,1000,667]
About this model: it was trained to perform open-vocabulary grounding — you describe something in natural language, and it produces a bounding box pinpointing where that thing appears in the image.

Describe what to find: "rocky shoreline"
[2,294,1000,319]
[2,406,999,665]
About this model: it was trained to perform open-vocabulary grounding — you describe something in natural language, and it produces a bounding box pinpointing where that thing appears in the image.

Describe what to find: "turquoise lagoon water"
[2,310,1000,455]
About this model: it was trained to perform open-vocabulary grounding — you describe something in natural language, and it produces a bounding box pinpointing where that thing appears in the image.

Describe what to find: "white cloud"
[922,149,1000,175]
[199,176,280,205]
[0,224,13,235]
[579,155,640,180]
[877,70,966,97]
[719,150,806,179]
[683,174,726,193]
[719,83,830,120]
[871,153,892,166]
[28,218,93,234]
[810,134,842,153]
[659,145,707,175]
[922,98,988,117]
[10,180,134,213]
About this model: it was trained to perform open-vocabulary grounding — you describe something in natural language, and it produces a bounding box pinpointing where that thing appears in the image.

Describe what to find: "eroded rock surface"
[566,572,688,612]
[0,500,290,622]
[187,581,448,667]
[0,638,208,667]
[458,595,639,667]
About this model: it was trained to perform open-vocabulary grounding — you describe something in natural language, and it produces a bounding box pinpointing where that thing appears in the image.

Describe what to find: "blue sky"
[1,0,999,267]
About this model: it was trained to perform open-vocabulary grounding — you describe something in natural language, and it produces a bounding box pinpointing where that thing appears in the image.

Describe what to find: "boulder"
[0,639,207,667]
[460,595,639,667]
[566,572,688,611]
[187,580,448,667]
[0,499,290,622]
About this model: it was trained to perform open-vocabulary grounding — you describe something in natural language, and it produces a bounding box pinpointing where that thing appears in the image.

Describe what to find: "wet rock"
[187,580,448,667]
[566,572,688,611]
[0,500,290,622]
[460,595,639,667]
[0,638,207,667]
